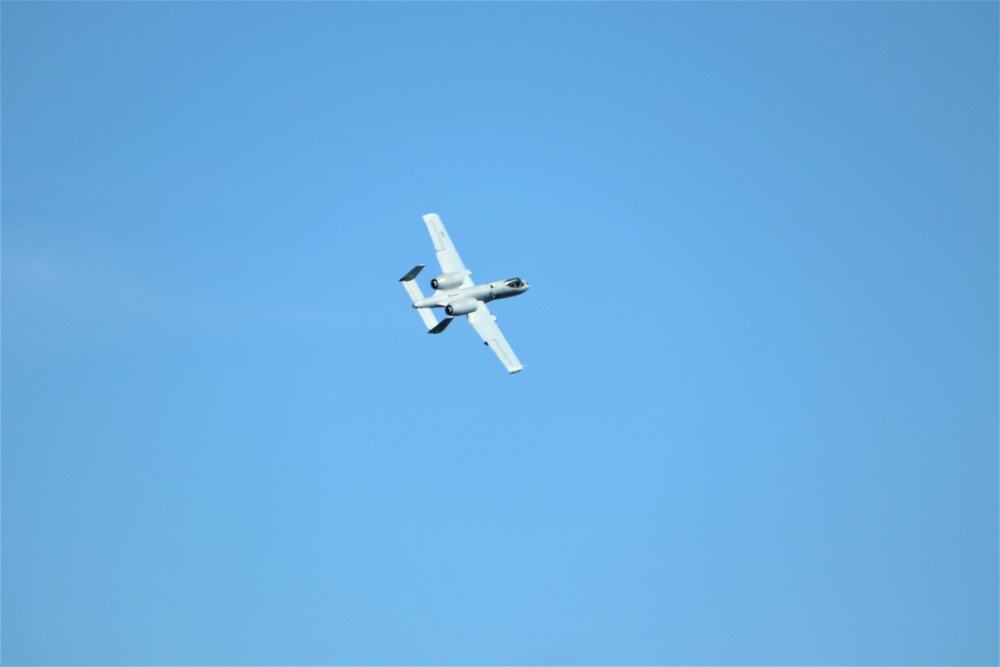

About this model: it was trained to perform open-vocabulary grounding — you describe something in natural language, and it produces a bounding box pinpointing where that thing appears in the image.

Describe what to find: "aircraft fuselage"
[412,279,530,310]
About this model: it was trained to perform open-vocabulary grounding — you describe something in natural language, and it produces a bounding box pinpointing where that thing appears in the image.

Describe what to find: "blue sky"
[2,2,997,665]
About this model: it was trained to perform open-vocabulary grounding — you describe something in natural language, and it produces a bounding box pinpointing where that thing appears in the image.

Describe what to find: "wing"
[423,213,470,279]
[467,302,523,374]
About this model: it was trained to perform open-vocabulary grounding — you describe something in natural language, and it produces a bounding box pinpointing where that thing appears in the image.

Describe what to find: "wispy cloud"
[3,247,325,336]
[3,251,78,297]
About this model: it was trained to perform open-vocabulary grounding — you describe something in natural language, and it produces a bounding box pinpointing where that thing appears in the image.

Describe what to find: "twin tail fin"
[399,264,452,333]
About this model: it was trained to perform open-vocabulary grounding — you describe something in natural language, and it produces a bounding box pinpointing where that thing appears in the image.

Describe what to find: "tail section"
[428,317,454,334]
[400,264,448,333]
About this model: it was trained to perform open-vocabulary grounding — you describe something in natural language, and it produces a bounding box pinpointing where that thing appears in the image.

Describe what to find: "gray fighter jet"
[400,213,530,374]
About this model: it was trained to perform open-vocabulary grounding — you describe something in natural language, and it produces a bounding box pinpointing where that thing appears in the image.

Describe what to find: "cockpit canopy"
[504,278,526,288]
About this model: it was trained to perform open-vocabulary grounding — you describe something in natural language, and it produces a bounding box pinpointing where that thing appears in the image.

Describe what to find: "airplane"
[400,213,530,374]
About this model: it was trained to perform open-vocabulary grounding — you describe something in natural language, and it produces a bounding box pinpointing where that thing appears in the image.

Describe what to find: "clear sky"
[2,2,997,665]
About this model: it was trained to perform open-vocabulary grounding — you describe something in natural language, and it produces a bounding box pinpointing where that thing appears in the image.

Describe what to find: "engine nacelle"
[445,298,479,316]
[431,272,465,291]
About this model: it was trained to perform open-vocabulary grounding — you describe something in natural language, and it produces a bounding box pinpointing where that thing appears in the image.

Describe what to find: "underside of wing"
[467,303,523,374]
[423,213,470,281]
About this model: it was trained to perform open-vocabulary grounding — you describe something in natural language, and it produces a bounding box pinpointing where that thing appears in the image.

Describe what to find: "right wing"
[423,213,472,285]
[467,302,523,374]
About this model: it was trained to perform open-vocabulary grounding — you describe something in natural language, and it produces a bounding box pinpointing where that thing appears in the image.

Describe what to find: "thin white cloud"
[3,247,324,335]
[3,251,79,297]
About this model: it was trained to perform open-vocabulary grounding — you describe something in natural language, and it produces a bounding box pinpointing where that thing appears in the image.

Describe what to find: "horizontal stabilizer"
[414,307,439,330]
[401,264,440,330]
[428,317,453,334]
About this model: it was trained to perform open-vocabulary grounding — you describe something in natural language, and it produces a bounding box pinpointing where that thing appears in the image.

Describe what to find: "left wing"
[423,214,471,284]
[467,302,523,374]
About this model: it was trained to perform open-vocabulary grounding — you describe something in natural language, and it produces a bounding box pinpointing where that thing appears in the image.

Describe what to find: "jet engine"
[445,299,479,316]
[431,272,465,290]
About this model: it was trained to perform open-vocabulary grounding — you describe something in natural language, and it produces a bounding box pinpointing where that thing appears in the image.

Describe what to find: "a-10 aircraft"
[400,213,530,374]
